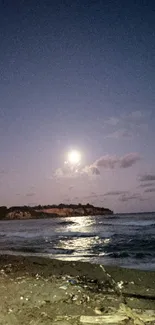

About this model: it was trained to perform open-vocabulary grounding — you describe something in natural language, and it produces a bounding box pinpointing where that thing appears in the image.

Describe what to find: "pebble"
[71,294,78,301]
[41,312,48,317]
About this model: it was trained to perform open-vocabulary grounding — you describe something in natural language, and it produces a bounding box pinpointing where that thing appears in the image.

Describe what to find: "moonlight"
[67,150,81,165]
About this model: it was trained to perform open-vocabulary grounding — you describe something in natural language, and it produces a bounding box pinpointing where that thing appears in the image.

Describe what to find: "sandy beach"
[0,255,155,325]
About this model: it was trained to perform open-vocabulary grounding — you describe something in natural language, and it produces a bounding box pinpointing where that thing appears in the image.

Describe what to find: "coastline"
[0,254,155,324]
[0,204,113,220]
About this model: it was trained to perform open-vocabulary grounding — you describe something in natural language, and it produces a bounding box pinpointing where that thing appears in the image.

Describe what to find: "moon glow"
[67,150,81,165]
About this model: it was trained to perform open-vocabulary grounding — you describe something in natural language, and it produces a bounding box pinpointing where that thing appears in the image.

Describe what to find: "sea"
[0,213,155,270]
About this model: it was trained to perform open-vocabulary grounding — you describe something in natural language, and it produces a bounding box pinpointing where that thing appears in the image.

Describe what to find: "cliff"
[0,204,113,220]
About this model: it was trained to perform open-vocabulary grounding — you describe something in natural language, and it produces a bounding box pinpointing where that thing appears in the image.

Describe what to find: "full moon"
[67,150,81,165]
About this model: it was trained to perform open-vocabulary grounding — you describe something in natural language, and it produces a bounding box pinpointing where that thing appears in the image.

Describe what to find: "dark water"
[0,213,155,270]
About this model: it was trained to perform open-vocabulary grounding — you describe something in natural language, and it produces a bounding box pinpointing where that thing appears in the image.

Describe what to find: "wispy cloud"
[105,117,120,126]
[144,188,155,193]
[119,193,146,202]
[103,190,147,202]
[0,169,8,175]
[139,174,155,182]
[94,153,141,169]
[105,129,133,139]
[25,193,36,197]
[68,186,74,190]
[104,190,129,196]
[81,191,147,203]
[104,110,150,139]
[119,153,141,168]
[28,202,38,207]
[138,182,155,188]
[83,194,98,200]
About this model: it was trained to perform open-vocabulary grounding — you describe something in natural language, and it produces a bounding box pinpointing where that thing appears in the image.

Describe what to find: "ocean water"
[0,213,155,270]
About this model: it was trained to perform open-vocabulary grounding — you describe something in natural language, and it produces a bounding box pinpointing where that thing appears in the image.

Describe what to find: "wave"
[58,221,76,226]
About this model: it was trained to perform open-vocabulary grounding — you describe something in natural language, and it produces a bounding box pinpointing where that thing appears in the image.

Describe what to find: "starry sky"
[0,0,155,213]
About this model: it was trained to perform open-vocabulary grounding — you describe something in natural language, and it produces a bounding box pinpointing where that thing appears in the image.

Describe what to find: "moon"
[67,150,81,165]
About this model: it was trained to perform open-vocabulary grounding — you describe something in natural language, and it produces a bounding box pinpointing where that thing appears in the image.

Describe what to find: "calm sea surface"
[0,213,155,270]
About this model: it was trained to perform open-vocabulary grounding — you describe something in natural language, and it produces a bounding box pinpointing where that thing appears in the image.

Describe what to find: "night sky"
[1,0,155,213]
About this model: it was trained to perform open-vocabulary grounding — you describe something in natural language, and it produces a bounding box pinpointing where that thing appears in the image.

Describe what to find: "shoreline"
[0,254,155,324]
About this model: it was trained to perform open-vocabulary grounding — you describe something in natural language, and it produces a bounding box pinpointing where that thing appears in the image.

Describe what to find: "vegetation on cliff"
[0,204,113,220]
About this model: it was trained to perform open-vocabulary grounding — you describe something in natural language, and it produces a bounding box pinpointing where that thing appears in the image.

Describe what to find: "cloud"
[144,188,155,193]
[25,193,36,197]
[94,153,140,169]
[0,170,7,174]
[54,164,80,178]
[105,129,133,139]
[83,194,98,200]
[105,117,119,126]
[68,186,74,190]
[83,165,100,175]
[139,174,155,182]
[119,193,145,202]
[0,169,8,177]
[138,182,155,188]
[54,163,100,179]
[94,155,118,169]
[28,202,38,207]
[104,191,129,196]
[54,152,140,178]
[119,153,141,168]
[104,110,150,139]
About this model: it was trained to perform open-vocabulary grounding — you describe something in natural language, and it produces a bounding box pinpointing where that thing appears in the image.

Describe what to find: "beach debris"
[3,263,12,274]
[99,265,123,297]
[53,320,74,325]
[94,307,104,315]
[0,268,7,277]
[71,294,78,301]
[117,280,124,289]
[59,285,68,290]
[119,303,155,324]
[68,278,78,285]
[80,314,128,323]
[80,304,155,324]
[35,273,41,280]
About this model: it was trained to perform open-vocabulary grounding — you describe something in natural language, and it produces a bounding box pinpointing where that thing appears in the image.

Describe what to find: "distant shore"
[0,203,113,220]
[0,254,155,324]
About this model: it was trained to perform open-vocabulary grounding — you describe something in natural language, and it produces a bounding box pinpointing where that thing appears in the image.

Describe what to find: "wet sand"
[0,255,155,324]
